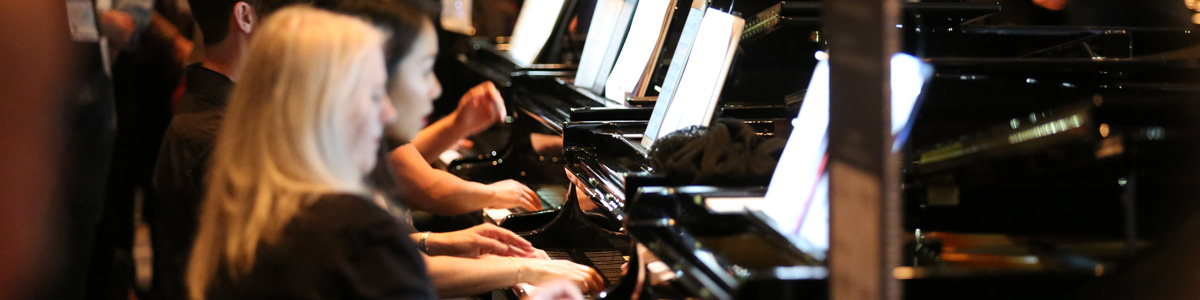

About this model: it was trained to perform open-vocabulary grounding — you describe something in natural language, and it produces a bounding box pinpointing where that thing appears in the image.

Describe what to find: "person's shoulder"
[286,194,412,255]
[309,193,386,217]
[184,63,233,85]
[178,64,233,112]
[299,194,399,232]
[159,106,221,153]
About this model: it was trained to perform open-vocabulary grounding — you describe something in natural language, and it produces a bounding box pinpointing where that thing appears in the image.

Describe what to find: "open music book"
[760,53,933,260]
[762,59,831,258]
[507,0,568,68]
[574,0,638,94]
[603,0,678,103]
[641,7,744,148]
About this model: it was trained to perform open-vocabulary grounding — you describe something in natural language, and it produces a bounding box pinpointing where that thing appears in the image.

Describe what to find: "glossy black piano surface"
[438,1,1200,299]
[627,186,1118,300]
[904,57,1200,238]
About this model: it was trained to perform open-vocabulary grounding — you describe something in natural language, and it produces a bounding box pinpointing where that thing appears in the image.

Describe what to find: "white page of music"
[574,0,631,91]
[762,60,831,257]
[760,53,931,258]
[507,0,567,68]
[643,9,743,148]
[640,1,705,148]
[592,0,639,94]
[603,0,674,103]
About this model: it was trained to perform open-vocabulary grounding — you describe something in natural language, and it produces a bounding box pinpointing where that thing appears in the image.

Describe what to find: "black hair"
[187,0,312,45]
[317,0,433,77]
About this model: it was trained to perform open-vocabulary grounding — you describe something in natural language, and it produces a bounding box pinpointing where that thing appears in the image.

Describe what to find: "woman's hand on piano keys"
[518,259,606,297]
[425,223,542,258]
[488,179,542,211]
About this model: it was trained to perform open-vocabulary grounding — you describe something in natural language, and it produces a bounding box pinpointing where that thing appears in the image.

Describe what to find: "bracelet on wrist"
[507,256,522,285]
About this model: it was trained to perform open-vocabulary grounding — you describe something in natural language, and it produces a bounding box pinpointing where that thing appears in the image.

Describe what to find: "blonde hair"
[186,6,386,300]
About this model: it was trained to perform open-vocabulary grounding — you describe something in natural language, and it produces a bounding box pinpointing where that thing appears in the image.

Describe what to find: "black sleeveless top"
[205,194,435,300]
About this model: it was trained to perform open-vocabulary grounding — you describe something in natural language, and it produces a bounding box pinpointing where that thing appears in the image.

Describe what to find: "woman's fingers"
[470,223,539,258]
[524,186,542,210]
[519,192,539,211]
[558,263,604,294]
[491,180,541,211]
[581,265,605,294]
[483,81,507,121]
[479,224,534,250]
[533,249,550,260]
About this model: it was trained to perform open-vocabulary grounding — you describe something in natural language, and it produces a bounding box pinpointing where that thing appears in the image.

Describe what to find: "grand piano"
[448,1,809,298]
[617,2,1200,300]
[452,0,819,211]
[444,0,1200,299]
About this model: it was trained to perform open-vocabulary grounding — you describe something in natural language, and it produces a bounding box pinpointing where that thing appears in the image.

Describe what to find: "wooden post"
[825,0,901,299]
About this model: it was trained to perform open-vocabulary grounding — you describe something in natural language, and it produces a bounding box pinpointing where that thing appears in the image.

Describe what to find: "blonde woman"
[186,6,426,299]
[187,5,599,299]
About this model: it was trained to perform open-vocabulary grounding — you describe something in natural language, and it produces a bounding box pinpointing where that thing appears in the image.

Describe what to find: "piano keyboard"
[484,186,569,223]
[533,185,567,209]
[545,250,628,284]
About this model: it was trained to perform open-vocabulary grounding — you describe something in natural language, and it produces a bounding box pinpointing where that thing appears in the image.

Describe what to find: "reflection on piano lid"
[913,103,1094,172]
[759,53,932,260]
[642,7,745,148]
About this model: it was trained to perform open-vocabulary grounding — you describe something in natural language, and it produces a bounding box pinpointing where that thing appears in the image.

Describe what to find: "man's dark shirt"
[150,63,232,300]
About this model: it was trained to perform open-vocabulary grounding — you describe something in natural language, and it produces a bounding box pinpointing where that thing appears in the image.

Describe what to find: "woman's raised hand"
[451,81,507,136]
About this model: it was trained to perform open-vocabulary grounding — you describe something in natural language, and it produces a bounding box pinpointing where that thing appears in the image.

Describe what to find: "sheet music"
[890,53,934,151]
[641,8,743,148]
[603,0,676,103]
[762,59,831,257]
[574,0,633,92]
[639,1,704,147]
[507,0,567,68]
[760,53,932,259]
[591,1,638,94]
